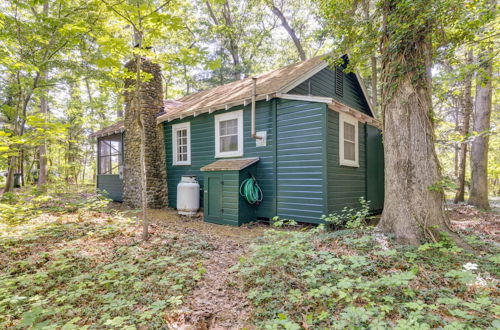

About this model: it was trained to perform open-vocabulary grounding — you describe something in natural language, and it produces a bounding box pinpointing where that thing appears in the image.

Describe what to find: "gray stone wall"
[123,58,167,208]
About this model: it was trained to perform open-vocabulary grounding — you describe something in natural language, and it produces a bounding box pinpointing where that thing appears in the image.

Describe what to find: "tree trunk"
[468,49,492,210]
[38,88,48,188]
[4,156,17,193]
[20,149,25,186]
[222,1,242,80]
[377,3,456,246]
[38,1,49,189]
[133,22,149,241]
[270,4,306,61]
[454,50,473,203]
[363,0,377,111]
[371,56,377,110]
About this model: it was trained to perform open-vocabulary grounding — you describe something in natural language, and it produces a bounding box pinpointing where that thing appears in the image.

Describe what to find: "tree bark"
[38,0,49,189]
[38,86,48,188]
[468,49,492,210]
[4,156,17,193]
[133,18,149,241]
[205,0,243,81]
[377,2,456,246]
[221,1,242,80]
[453,50,473,203]
[371,56,377,110]
[363,0,377,110]
[270,3,306,61]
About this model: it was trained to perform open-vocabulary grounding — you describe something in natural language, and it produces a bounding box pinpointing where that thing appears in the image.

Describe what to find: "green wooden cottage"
[91,55,384,225]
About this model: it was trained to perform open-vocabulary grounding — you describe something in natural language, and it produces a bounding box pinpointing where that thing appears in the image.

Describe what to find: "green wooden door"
[205,174,223,223]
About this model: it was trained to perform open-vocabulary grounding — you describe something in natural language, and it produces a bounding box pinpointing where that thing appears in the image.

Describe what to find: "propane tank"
[177,176,200,216]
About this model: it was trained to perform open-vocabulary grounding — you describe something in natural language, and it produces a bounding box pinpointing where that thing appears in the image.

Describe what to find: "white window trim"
[339,113,359,167]
[172,122,191,165]
[215,110,244,158]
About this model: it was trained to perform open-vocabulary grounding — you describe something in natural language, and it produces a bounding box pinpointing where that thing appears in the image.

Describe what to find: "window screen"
[99,135,122,175]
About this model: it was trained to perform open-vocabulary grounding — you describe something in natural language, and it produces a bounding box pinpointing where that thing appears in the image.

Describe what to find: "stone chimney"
[123,58,167,208]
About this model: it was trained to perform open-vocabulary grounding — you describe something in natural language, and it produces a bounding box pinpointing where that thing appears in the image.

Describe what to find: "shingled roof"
[89,120,124,139]
[90,54,379,137]
[157,55,327,123]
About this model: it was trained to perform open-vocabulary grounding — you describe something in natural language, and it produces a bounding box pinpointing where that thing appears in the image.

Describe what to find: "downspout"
[251,77,262,140]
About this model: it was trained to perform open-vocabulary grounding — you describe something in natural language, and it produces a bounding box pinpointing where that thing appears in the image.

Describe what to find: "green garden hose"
[240,176,263,205]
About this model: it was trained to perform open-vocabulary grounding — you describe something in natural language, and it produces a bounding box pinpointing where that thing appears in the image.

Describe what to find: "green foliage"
[0,185,211,328]
[428,176,459,194]
[271,216,298,228]
[234,227,499,328]
[321,197,372,229]
[0,185,111,225]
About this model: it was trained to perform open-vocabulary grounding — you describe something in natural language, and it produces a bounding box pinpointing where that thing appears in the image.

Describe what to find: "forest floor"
[0,185,499,329]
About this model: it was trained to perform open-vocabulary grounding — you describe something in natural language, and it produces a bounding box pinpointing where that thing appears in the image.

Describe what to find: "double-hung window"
[172,122,191,165]
[99,134,122,175]
[339,113,359,167]
[215,110,243,158]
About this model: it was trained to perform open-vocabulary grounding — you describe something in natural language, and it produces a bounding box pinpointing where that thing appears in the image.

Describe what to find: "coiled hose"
[239,176,263,205]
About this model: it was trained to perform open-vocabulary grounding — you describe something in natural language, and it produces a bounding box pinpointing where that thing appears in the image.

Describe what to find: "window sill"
[339,161,359,168]
[215,152,243,158]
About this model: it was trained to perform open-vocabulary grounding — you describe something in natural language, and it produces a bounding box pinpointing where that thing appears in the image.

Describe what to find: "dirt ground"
[111,202,499,329]
[114,206,271,329]
[447,202,500,241]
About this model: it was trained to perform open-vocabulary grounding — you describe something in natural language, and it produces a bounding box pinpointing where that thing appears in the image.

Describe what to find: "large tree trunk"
[270,3,306,61]
[468,49,492,210]
[454,50,473,203]
[377,2,456,246]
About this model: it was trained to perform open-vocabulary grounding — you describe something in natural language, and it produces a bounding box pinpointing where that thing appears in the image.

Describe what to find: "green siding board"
[164,95,383,225]
[165,101,275,220]
[97,175,123,202]
[326,110,368,213]
[289,67,372,116]
[276,99,326,224]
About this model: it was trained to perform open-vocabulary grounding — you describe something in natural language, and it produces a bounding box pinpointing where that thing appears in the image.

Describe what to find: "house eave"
[277,93,382,129]
[156,93,276,124]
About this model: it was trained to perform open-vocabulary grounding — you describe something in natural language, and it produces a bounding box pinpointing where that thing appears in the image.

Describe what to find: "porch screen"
[99,135,122,175]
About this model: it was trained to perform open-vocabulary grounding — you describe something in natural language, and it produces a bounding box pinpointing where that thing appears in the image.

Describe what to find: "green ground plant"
[0,186,212,328]
[234,227,500,329]
[321,197,372,229]
[0,185,112,225]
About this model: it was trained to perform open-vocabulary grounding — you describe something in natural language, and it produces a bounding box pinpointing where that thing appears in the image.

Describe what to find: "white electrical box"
[255,131,267,147]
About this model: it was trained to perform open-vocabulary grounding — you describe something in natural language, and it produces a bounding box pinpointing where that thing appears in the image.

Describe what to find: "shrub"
[321,197,372,229]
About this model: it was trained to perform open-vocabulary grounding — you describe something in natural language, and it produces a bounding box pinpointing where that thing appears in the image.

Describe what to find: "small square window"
[172,122,191,165]
[339,113,359,167]
[215,110,243,158]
